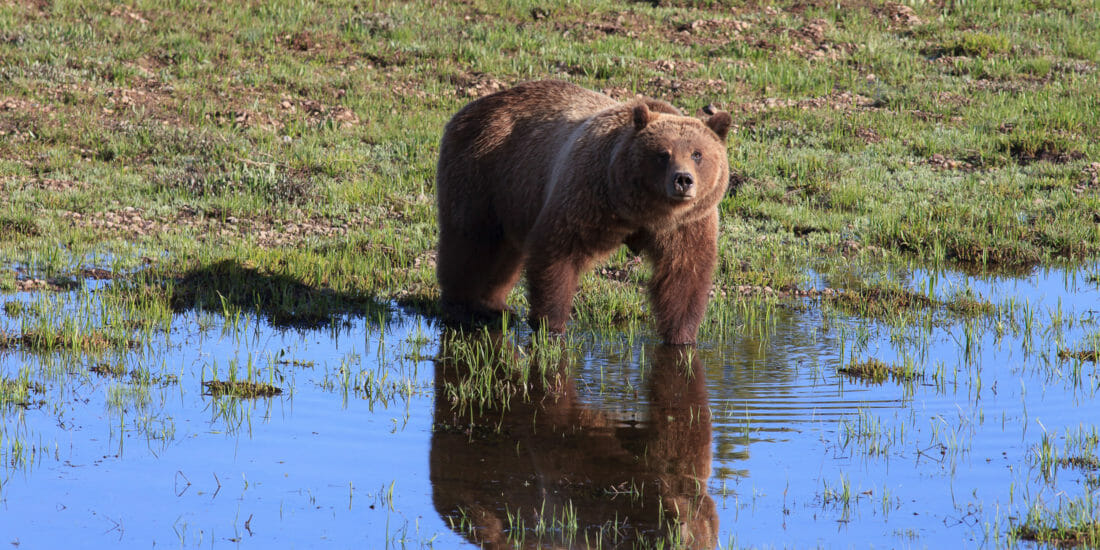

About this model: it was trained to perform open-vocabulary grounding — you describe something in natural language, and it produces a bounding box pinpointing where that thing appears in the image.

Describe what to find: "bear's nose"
[673,172,694,195]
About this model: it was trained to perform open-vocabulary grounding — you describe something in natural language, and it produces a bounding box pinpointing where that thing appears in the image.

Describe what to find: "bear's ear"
[706,111,733,141]
[632,103,654,131]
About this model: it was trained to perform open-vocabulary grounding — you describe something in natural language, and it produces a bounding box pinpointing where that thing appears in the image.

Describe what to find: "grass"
[0,327,133,352]
[1011,497,1100,548]
[202,380,283,398]
[838,357,922,384]
[0,0,1095,340]
[0,376,43,409]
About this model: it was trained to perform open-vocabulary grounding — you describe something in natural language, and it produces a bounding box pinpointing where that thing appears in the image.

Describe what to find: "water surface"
[0,262,1098,547]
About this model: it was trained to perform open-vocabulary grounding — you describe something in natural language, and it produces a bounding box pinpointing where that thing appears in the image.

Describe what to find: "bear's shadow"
[168,259,394,329]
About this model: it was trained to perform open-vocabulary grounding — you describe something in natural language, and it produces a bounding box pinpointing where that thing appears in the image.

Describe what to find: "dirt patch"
[206,108,279,130]
[59,205,367,249]
[284,30,322,52]
[1006,141,1085,166]
[671,18,751,47]
[761,18,856,61]
[968,78,1045,94]
[876,2,923,29]
[158,161,318,204]
[856,127,883,143]
[109,6,150,25]
[450,71,508,98]
[0,96,55,115]
[555,11,655,41]
[14,0,51,17]
[933,91,972,107]
[927,153,975,171]
[646,59,702,75]
[0,96,58,141]
[1053,60,1097,75]
[1076,163,1100,196]
[2,176,87,192]
[596,256,645,283]
[278,96,359,128]
[101,82,177,121]
[645,76,727,99]
[276,30,355,62]
[599,86,638,102]
[741,91,876,113]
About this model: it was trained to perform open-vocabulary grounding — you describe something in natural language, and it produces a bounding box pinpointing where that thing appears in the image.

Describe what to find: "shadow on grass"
[169,259,396,329]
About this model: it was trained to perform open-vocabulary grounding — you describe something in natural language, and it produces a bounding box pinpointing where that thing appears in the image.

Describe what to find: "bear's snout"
[670,171,696,199]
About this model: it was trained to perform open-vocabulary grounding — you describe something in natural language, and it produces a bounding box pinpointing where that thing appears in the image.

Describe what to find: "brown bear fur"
[436,79,732,344]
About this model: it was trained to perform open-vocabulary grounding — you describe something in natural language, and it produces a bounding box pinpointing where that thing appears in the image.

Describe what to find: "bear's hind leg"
[437,222,522,324]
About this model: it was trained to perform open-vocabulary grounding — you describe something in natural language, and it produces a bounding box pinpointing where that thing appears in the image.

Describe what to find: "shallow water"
[0,262,1098,548]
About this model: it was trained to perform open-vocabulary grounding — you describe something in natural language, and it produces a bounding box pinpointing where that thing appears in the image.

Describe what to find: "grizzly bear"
[436,79,731,344]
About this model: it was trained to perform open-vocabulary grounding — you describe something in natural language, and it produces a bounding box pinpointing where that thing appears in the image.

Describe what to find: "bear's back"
[437,80,622,242]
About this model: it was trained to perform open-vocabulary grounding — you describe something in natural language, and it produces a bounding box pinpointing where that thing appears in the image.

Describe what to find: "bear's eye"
[691,151,703,163]
[657,151,671,164]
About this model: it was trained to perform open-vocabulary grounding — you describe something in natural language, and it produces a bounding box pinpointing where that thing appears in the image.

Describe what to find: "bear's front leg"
[647,214,719,345]
[523,217,591,334]
[525,253,583,334]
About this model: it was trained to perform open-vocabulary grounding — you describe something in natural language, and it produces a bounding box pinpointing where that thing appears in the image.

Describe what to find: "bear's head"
[628,102,732,205]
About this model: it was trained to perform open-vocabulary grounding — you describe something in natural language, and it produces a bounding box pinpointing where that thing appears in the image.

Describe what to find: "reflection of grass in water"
[202,380,282,398]
[1059,349,1099,363]
[1061,456,1100,470]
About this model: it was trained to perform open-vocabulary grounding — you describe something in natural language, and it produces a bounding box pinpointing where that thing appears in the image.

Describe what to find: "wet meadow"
[2,0,1100,547]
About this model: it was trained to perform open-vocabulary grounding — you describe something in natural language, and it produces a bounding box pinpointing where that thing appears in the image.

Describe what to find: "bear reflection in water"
[431,330,715,549]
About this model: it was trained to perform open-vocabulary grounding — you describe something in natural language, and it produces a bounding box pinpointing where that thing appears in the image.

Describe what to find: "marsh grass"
[0,327,133,353]
[1011,497,1100,548]
[0,376,44,409]
[824,284,993,320]
[202,380,283,398]
[838,358,922,384]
